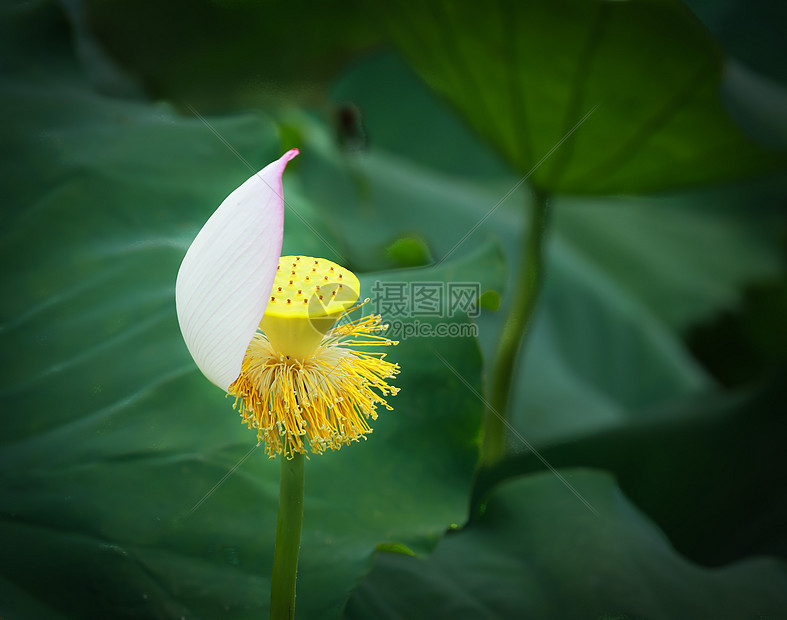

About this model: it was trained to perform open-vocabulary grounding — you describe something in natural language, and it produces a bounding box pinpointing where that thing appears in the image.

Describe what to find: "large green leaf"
[0,4,505,618]
[380,0,784,194]
[345,469,787,619]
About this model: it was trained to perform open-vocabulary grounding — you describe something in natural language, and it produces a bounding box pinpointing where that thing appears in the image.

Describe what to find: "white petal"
[175,149,298,390]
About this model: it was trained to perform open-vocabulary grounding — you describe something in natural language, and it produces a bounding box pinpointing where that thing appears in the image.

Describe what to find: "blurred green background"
[1,0,786,618]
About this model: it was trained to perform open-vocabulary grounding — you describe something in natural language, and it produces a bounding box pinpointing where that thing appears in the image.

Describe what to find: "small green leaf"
[385,234,433,268]
[478,290,501,312]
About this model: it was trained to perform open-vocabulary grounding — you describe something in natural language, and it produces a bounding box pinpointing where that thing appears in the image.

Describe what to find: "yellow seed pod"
[260,256,360,359]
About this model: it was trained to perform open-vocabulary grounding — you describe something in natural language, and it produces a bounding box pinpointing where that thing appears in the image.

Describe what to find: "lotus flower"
[176,150,398,458]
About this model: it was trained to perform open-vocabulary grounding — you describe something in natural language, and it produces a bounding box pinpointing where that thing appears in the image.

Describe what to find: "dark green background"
[1,0,785,618]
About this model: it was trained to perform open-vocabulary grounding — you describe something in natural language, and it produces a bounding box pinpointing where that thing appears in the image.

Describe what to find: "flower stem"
[482,189,550,466]
[270,452,305,620]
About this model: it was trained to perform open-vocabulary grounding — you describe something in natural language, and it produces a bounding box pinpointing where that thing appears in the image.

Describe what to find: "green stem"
[270,453,305,620]
[482,190,550,466]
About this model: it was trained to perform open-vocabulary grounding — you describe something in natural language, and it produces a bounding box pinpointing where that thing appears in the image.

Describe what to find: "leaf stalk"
[482,190,550,465]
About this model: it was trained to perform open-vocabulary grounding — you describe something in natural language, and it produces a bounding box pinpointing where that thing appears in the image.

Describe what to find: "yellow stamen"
[229,313,400,458]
